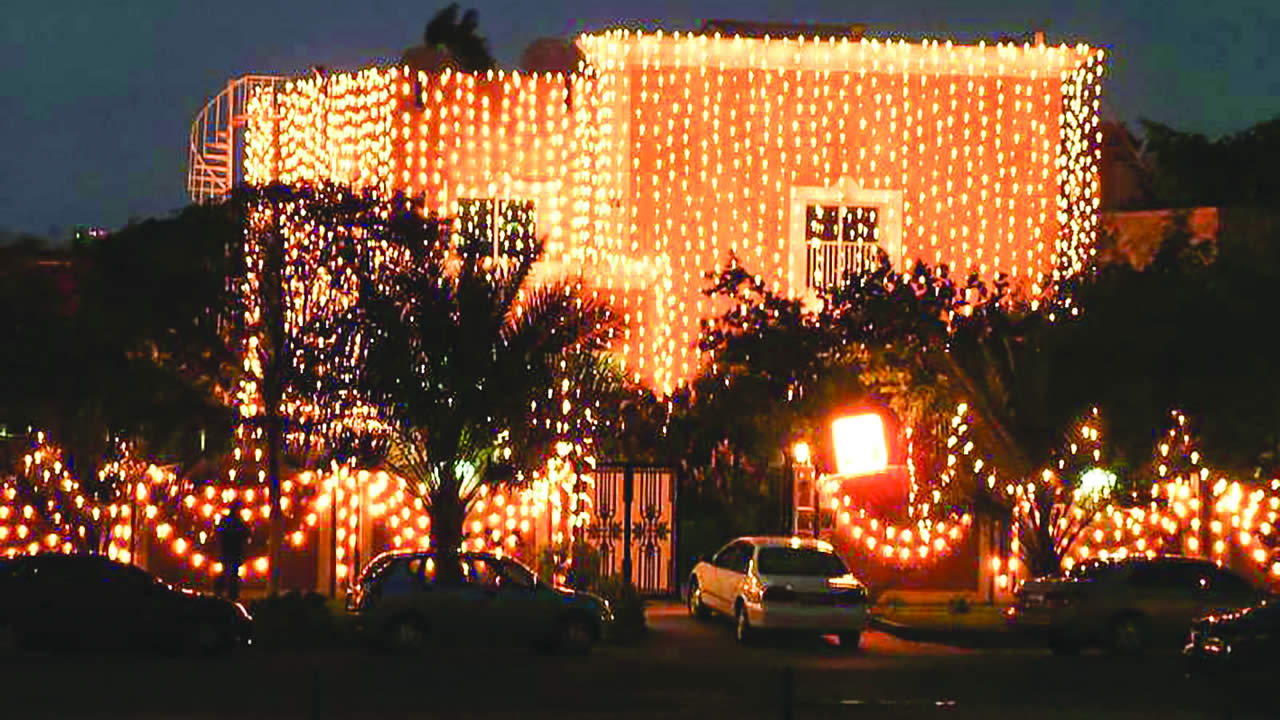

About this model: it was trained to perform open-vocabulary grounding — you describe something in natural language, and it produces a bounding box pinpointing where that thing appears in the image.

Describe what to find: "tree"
[0,205,239,548]
[354,197,618,586]
[231,184,399,592]
[417,4,496,73]
[1062,218,1280,474]
[693,254,1128,573]
[1139,114,1280,208]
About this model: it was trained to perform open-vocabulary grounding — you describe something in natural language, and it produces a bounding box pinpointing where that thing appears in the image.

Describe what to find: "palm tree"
[359,202,618,586]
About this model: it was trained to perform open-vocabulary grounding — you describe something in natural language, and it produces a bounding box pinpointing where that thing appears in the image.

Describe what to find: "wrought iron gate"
[584,464,676,595]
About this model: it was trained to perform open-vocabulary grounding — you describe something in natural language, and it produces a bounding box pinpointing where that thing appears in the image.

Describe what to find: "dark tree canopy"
[1139,114,1280,208]
[420,4,496,73]
[0,204,239,498]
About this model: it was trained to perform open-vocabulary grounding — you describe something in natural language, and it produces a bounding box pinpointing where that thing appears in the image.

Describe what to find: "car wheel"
[384,616,428,654]
[1109,613,1148,656]
[734,603,754,645]
[558,616,595,655]
[838,631,862,651]
[688,579,711,621]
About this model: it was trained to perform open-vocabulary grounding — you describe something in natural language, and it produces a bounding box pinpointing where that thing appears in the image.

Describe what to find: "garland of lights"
[985,410,1280,591]
[822,402,975,568]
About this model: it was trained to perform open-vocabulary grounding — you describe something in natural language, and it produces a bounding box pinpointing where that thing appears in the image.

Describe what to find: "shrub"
[248,591,355,649]
[532,543,647,644]
[947,595,971,615]
[594,575,647,645]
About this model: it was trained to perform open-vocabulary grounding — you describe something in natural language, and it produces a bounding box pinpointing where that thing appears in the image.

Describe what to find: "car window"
[756,547,848,577]
[379,557,424,595]
[357,556,394,586]
[500,559,537,589]
[465,558,502,589]
[712,543,740,569]
[1069,560,1119,581]
[1129,562,1209,591]
[714,543,751,573]
[1206,568,1253,595]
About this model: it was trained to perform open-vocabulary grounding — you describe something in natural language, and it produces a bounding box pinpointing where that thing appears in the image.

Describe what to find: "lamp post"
[792,442,815,536]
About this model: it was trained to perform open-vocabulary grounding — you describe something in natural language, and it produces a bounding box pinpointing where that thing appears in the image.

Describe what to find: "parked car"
[1184,598,1280,671]
[1007,555,1264,654]
[348,550,612,654]
[0,553,251,654]
[687,536,868,648]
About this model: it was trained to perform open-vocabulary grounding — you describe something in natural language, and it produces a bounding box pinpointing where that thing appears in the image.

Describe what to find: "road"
[0,603,1268,719]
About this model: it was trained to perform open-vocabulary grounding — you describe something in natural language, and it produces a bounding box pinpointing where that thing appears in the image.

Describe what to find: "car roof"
[733,536,837,551]
[1112,555,1217,569]
[363,549,505,565]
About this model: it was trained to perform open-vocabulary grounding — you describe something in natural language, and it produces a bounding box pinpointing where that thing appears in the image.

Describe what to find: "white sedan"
[687,536,868,648]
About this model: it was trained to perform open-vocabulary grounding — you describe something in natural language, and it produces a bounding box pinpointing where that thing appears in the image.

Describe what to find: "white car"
[687,536,869,648]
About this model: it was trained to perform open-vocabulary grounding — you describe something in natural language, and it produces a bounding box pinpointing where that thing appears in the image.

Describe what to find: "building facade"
[242,30,1105,394]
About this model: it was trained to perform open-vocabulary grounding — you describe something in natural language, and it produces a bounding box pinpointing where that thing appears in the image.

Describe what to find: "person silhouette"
[217,502,250,601]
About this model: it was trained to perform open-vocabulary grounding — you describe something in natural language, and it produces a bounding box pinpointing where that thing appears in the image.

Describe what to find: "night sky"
[2,0,1277,238]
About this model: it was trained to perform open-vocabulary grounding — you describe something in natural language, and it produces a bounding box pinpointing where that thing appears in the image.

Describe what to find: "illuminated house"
[170,25,1110,598]
[233,27,1105,394]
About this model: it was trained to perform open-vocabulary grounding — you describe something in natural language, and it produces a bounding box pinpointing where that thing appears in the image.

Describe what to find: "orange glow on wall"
[831,413,889,476]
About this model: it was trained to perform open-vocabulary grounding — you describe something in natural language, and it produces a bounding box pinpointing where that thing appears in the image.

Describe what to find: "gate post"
[622,463,634,584]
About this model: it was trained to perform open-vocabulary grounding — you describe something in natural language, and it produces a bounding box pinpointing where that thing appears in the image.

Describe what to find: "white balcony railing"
[805,240,882,290]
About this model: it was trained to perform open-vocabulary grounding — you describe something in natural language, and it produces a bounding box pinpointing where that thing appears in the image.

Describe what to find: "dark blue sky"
[2,0,1277,237]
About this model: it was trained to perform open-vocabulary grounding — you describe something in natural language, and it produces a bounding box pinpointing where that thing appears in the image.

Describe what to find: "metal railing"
[187,75,281,204]
[805,240,882,290]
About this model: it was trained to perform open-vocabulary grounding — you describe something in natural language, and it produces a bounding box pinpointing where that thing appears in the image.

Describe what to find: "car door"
[701,543,736,612]
[1128,562,1211,643]
[710,542,752,611]
[454,555,508,643]
[487,558,546,644]
[99,561,171,648]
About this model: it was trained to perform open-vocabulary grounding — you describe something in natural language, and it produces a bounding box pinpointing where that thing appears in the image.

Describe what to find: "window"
[499,559,537,589]
[713,542,751,573]
[789,182,902,295]
[380,557,423,596]
[804,204,882,291]
[464,557,509,590]
[756,547,849,578]
[455,198,537,257]
[1206,568,1253,595]
[1129,561,1210,591]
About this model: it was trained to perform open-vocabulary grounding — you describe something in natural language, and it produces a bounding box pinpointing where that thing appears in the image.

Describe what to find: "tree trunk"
[266,405,284,595]
[430,491,466,586]
[261,202,286,596]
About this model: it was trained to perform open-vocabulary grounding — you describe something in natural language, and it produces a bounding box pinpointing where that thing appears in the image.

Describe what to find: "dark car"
[1185,598,1280,671]
[1008,556,1264,654]
[0,553,252,654]
[349,550,612,654]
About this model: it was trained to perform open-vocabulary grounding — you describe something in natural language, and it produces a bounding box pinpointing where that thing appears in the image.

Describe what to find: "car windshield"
[1067,560,1119,581]
[756,547,848,577]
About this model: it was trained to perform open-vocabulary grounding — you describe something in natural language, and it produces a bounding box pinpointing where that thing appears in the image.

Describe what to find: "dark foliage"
[0,203,239,508]
[1140,115,1280,208]
[422,4,496,73]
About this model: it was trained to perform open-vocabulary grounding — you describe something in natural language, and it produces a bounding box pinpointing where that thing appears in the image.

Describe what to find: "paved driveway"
[0,602,1269,719]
